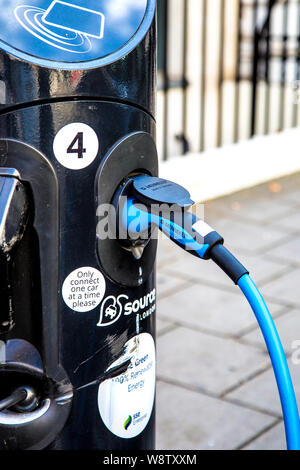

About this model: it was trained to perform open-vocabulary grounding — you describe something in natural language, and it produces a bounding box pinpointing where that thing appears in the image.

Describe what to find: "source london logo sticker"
[97,289,156,327]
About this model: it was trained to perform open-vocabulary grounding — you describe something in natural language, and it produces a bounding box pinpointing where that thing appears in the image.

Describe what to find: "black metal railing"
[158,0,300,160]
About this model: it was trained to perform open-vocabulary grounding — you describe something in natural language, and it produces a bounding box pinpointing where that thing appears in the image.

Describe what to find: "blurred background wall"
[157,0,300,160]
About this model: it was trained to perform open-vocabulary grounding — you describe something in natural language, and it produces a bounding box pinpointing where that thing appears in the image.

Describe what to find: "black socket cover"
[131,175,194,209]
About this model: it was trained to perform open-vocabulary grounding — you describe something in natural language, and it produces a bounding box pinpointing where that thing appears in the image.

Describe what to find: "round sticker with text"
[62,267,106,313]
[53,122,99,170]
[98,333,156,439]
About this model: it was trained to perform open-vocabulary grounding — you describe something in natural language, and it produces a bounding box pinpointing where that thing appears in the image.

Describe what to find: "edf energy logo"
[97,290,156,327]
[124,416,132,431]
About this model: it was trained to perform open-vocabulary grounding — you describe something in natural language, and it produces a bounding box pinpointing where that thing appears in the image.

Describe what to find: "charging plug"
[114,174,248,284]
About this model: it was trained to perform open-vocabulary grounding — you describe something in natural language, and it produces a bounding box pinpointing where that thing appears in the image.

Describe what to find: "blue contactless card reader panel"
[0,0,155,69]
[42,1,105,39]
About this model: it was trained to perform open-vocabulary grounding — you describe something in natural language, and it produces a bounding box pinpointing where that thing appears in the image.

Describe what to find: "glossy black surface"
[132,175,194,207]
[0,101,156,449]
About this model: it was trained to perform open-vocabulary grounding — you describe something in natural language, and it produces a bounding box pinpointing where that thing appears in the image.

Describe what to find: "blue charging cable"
[116,175,300,450]
[238,275,300,450]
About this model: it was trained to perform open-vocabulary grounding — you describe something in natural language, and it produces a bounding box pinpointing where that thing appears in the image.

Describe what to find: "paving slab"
[226,358,300,416]
[205,173,300,213]
[157,282,284,336]
[203,216,286,255]
[243,422,285,450]
[156,381,276,450]
[278,185,300,206]
[265,237,300,266]
[157,318,177,337]
[162,248,290,289]
[270,209,300,234]
[205,194,296,225]
[157,327,269,396]
[241,309,300,354]
[260,268,300,307]
[159,217,287,268]
[156,271,191,299]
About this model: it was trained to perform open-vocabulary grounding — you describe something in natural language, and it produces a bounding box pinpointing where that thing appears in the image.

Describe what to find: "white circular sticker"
[98,333,156,439]
[62,267,106,313]
[53,123,99,170]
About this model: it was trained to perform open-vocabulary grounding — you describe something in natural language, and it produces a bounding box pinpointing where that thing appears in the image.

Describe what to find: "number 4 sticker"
[53,123,99,170]
[67,132,86,159]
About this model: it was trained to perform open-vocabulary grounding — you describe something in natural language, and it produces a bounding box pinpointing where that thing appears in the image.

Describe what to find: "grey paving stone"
[205,195,295,225]
[203,217,286,255]
[260,268,300,307]
[265,237,300,265]
[205,182,295,209]
[242,309,300,354]
[270,209,300,234]
[156,271,191,299]
[157,318,176,337]
[226,358,300,416]
[157,327,269,396]
[157,282,283,336]
[163,257,234,289]
[243,422,285,450]
[162,253,232,288]
[278,172,300,192]
[162,248,289,289]
[279,186,300,206]
[156,381,276,450]
[232,250,291,285]
[205,172,300,211]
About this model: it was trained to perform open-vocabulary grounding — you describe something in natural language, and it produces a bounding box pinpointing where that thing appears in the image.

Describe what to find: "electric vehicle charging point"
[0,0,157,450]
[0,0,299,453]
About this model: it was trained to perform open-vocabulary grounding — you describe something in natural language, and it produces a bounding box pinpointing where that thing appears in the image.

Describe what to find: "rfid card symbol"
[14,1,105,54]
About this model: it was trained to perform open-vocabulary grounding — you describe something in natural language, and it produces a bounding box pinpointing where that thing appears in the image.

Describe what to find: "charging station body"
[0,0,157,450]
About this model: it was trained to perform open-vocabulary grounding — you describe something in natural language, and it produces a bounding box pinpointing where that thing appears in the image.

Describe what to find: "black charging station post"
[0,0,157,450]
